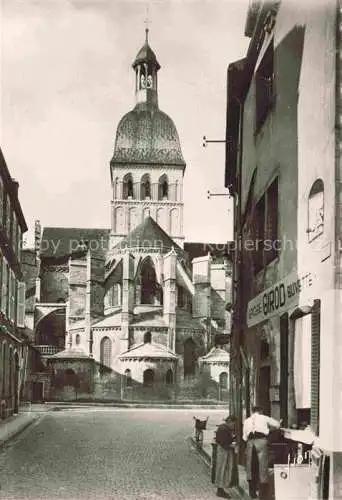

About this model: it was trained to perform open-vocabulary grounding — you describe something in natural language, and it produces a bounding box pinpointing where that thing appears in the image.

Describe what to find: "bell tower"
[109,31,186,249]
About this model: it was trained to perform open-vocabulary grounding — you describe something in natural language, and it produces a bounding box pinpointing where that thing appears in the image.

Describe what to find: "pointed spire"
[144,4,150,44]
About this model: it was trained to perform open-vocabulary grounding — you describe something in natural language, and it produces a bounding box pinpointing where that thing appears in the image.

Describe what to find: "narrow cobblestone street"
[0,408,228,500]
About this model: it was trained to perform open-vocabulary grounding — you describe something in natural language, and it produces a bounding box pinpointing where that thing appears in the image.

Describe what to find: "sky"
[1,0,250,246]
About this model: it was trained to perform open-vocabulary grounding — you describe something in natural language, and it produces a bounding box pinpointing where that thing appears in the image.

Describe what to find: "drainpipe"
[232,94,245,462]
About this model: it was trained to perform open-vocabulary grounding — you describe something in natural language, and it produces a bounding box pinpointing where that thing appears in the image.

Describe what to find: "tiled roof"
[40,227,110,259]
[111,106,185,166]
[200,347,230,362]
[92,311,122,329]
[114,216,182,254]
[48,348,91,360]
[119,342,178,360]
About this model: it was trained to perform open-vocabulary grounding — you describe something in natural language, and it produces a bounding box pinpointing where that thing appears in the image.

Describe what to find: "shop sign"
[247,271,314,327]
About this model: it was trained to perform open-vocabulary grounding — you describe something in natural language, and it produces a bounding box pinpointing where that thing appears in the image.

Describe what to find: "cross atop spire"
[144,4,150,43]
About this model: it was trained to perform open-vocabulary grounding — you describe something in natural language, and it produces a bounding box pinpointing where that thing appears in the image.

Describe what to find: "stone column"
[192,254,211,350]
[122,251,135,351]
[163,248,177,351]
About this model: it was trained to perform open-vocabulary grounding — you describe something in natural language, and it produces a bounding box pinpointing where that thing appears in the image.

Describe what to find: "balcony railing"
[35,345,63,356]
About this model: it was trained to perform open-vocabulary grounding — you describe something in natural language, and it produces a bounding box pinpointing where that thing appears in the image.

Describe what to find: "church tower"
[110,29,186,248]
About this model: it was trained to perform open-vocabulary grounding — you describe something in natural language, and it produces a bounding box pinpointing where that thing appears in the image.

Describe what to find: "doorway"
[32,382,43,402]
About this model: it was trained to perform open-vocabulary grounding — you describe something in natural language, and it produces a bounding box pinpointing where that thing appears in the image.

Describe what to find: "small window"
[308,179,324,242]
[123,174,134,199]
[158,175,168,200]
[124,369,132,387]
[141,174,151,200]
[219,372,228,389]
[143,369,154,386]
[253,195,265,272]
[75,334,80,346]
[143,331,152,344]
[166,369,173,385]
[264,178,278,264]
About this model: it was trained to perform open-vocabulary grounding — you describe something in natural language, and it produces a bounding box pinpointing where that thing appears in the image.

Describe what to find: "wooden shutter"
[1,259,8,315]
[17,282,25,328]
[280,313,289,426]
[311,299,321,435]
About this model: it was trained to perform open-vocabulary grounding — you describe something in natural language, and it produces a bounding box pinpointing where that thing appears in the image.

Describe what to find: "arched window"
[308,179,324,242]
[166,369,173,385]
[143,369,154,386]
[141,174,151,200]
[75,334,80,346]
[123,173,134,199]
[114,177,119,199]
[143,331,152,344]
[112,283,121,307]
[124,369,132,387]
[158,175,168,200]
[183,338,197,377]
[219,372,228,389]
[140,258,160,305]
[100,337,112,368]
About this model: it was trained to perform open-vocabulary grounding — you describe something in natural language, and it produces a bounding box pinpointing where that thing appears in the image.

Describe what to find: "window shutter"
[1,259,8,315]
[311,299,321,435]
[8,270,12,320]
[17,282,25,327]
[280,313,289,426]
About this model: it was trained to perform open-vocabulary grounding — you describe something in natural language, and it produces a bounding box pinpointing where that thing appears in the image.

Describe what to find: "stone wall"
[40,263,69,303]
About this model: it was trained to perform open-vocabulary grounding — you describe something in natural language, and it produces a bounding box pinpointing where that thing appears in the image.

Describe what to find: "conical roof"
[119,341,178,361]
[132,42,160,70]
[114,216,181,254]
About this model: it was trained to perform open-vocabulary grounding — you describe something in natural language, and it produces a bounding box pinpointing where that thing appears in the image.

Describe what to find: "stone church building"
[25,32,232,401]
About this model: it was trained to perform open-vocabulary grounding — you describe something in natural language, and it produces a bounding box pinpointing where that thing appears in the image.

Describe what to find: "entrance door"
[32,382,43,402]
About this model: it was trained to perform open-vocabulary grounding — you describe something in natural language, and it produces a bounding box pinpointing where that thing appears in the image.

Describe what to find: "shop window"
[123,173,134,199]
[158,175,168,200]
[100,336,112,369]
[143,368,154,386]
[141,174,151,200]
[255,41,275,133]
[183,338,197,377]
[308,179,324,242]
[166,369,173,385]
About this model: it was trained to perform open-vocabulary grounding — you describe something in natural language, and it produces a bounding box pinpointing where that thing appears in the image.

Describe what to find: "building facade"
[225,0,342,497]
[0,148,28,419]
[28,32,233,402]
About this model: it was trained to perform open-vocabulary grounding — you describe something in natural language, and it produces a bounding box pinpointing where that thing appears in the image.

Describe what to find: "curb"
[190,437,251,500]
[43,402,229,410]
[0,413,40,450]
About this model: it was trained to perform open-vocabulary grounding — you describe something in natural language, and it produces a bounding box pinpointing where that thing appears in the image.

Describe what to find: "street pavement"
[0,408,231,500]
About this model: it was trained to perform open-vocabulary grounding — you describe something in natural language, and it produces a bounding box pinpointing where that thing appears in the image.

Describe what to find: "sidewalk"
[0,405,41,449]
[190,416,251,499]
